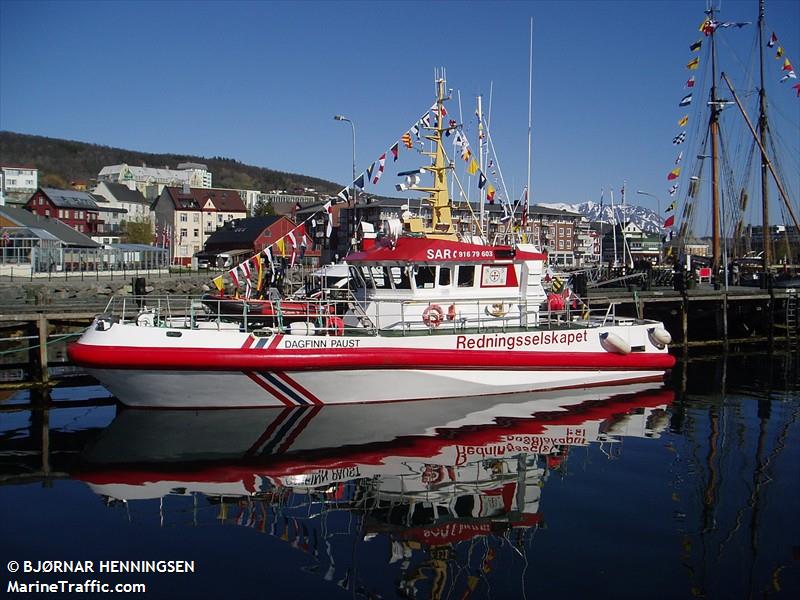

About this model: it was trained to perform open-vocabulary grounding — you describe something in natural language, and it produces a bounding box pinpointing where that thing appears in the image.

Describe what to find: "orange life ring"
[422,304,444,328]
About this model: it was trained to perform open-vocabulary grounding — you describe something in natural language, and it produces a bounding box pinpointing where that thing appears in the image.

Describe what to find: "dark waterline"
[1,351,798,599]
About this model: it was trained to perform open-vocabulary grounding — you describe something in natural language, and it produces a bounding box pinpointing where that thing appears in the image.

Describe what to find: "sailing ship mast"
[757,0,772,271]
[708,2,723,277]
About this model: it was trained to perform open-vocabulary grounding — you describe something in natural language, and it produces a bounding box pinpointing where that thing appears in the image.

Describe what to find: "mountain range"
[538,201,663,233]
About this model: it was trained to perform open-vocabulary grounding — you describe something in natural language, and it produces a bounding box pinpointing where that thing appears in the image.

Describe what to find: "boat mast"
[757,0,772,271]
[415,71,455,238]
[708,2,723,276]
[526,17,533,244]
[477,93,485,237]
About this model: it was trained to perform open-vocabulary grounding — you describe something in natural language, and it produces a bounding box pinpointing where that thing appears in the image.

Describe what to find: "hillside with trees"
[0,131,343,195]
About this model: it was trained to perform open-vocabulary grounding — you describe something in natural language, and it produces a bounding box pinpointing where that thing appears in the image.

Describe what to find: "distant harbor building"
[151,186,247,266]
[98,162,212,200]
[1,164,39,206]
[25,187,101,236]
[261,193,317,216]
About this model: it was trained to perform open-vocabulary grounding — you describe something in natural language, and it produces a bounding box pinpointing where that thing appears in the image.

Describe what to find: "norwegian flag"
[372,153,386,184]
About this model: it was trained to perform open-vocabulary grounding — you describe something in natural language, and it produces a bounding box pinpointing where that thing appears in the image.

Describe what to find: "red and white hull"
[69,318,675,408]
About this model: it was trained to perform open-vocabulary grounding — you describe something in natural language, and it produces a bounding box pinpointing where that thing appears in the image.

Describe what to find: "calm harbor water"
[1,351,799,599]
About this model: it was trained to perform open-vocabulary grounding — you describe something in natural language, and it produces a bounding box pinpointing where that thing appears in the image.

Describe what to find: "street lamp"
[334,115,356,255]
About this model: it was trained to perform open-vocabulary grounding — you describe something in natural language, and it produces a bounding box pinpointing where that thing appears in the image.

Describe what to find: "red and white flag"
[372,153,386,184]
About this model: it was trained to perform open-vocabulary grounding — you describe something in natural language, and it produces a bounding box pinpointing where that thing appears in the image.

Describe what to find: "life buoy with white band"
[422,304,444,328]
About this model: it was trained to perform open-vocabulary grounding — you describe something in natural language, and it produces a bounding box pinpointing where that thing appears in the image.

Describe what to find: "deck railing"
[98,289,625,337]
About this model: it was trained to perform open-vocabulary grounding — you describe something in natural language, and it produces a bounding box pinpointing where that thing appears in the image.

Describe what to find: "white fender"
[600,331,631,355]
[648,327,672,349]
[289,322,316,336]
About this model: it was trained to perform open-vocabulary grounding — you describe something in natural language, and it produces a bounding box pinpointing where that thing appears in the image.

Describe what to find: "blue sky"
[1,0,798,232]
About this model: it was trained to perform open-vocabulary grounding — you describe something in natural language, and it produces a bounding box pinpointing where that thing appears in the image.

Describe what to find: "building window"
[180,228,188,239]
[566,240,572,249]
[559,240,564,249]
[559,227,564,236]
[193,229,199,237]
[193,213,199,223]
[180,213,188,222]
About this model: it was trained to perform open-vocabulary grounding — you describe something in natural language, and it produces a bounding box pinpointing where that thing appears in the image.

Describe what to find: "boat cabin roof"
[346,236,546,265]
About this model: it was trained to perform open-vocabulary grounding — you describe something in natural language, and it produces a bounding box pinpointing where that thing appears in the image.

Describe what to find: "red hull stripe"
[69,342,676,371]
[244,371,294,407]
[242,336,255,350]
[261,372,310,405]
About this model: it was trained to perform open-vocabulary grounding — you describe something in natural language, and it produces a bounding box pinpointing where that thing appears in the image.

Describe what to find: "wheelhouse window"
[438,266,451,287]
[414,266,436,289]
[457,265,475,287]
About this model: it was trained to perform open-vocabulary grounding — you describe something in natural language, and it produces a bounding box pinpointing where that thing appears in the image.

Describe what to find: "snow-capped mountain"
[537,201,662,233]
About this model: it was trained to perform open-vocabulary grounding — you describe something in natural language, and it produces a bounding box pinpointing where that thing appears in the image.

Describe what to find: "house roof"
[94,181,148,205]
[39,187,100,210]
[0,205,100,247]
[204,216,283,252]
[162,186,247,213]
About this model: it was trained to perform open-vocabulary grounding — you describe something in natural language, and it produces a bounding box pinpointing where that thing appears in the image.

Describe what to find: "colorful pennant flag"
[679,93,693,106]
[667,167,681,180]
[337,188,350,204]
[686,75,695,88]
[229,267,240,287]
[794,83,800,97]
[478,173,486,189]
[666,200,677,212]
[372,153,385,184]
[486,185,496,204]
[675,151,683,165]
[678,115,689,127]
[240,260,251,280]
[366,162,374,182]
[687,57,700,70]
[767,32,777,48]
[467,159,479,175]
[664,215,675,228]
[690,40,702,52]
[390,142,399,161]
[673,132,687,145]
[699,19,716,36]
[212,276,224,292]
[353,174,365,190]
[402,133,413,148]
[776,46,784,59]
[782,58,793,72]
[668,185,678,197]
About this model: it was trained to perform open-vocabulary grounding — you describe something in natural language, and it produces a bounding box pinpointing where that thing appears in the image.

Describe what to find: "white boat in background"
[68,75,675,408]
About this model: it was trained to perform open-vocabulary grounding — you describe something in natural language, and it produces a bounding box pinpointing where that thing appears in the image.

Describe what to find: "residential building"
[151,186,247,266]
[1,164,38,206]
[25,187,101,236]
[92,181,151,228]
[97,162,212,200]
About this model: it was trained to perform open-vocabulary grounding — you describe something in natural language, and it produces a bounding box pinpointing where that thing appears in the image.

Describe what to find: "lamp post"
[334,115,356,256]
[637,190,662,263]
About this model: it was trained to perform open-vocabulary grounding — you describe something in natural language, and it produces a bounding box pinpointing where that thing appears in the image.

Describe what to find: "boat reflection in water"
[74,384,672,598]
